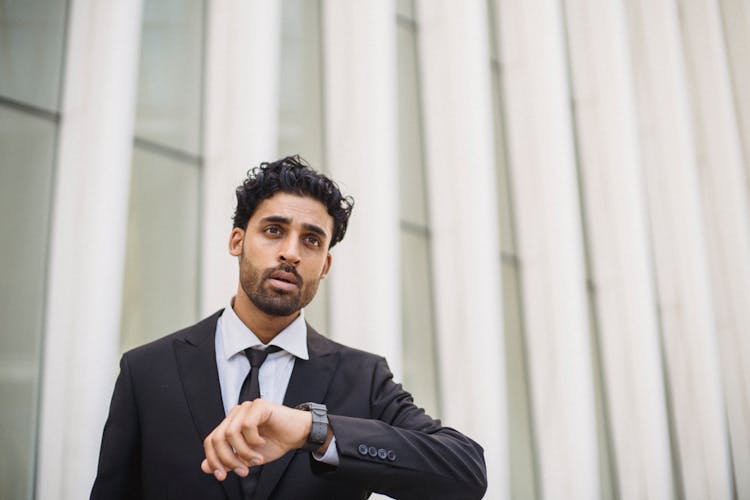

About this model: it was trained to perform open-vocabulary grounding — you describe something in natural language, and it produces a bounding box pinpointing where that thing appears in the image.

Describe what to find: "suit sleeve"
[317,357,487,500]
[90,354,142,500]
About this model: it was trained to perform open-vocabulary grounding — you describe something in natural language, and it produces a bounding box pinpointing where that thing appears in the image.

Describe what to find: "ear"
[319,252,332,280]
[229,228,245,257]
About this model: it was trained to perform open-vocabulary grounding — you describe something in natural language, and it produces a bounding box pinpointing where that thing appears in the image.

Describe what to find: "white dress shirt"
[215,303,308,413]
[214,301,338,465]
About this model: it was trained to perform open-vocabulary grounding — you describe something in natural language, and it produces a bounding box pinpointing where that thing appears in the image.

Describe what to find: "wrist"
[295,409,313,449]
[295,402,329,452]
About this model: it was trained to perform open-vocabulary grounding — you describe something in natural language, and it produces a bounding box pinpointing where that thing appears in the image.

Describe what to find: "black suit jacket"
[91,311,487,499]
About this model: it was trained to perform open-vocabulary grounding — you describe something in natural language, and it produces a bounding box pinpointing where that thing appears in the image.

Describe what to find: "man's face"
[229,193,333,318]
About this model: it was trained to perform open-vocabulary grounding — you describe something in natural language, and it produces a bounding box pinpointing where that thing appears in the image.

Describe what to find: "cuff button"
[378,448,387,459]
[387,450,397,461]
[358,444,369,456]
[368,446,378,457]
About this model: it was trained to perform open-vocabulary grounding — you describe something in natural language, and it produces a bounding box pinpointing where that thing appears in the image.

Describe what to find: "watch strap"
[296,402,328,452]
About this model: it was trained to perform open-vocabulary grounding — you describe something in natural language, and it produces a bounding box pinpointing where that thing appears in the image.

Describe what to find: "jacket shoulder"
[306,323,389,370]
[123,310,223,363]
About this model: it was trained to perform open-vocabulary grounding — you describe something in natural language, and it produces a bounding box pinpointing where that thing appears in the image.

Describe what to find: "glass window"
[0,106,57,500]
[397,21,429,229]
[400,230,440,416]
[501,261,539,499]
[120,148,201,352]
[278,0,324,168]
[397,11,441,416]
[0,0,68,111]
[134,0,205,156]
[397,0,415,21]
[491,66,517,255]
[587,285,618,500]
[122,0,205,352]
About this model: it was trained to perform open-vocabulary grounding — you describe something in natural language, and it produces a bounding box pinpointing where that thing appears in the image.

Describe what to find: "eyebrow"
[260,216,329,239]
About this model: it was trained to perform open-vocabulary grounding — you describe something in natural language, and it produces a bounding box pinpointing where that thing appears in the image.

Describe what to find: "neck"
[232,288,299,344]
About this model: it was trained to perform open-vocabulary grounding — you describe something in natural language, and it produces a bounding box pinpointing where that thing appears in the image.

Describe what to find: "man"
[91,156,487,500]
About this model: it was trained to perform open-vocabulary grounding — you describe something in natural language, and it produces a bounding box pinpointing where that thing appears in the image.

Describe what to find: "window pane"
[0,106,57,500]
[120,148,200,352]
[501,261,539,499]
[491,65,517,256]
[135,0,204,156]
[400,230,440,417]
[397,23,428,228]
[397,0,415,21]
[278,0,324,169]
[588,285,618,500]
[0,0,67,111]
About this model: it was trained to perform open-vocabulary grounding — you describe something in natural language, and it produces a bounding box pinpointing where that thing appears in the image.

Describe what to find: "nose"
[279,236,301,265]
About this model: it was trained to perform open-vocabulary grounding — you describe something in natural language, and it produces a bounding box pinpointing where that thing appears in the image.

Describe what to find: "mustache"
[262,263,303,286]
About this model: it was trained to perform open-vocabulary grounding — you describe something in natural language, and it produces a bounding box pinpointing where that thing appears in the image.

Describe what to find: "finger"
[200,458,211,474]
[225,415,263,468]
[203,408,238,476]
[223,404,255,470]
[211,416,252,475]
[203,434,227,481]
[238,401,268,448]
[204,413,247,481]
[223,404,261,473]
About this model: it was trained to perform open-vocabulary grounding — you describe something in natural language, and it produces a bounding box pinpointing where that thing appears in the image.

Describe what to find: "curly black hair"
[232,156,354,248]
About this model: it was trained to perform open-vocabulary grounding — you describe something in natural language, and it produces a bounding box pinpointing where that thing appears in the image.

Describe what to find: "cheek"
[301,258,328,281]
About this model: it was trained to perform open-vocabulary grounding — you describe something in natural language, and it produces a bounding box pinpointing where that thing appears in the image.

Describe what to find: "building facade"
[1,0,749,499]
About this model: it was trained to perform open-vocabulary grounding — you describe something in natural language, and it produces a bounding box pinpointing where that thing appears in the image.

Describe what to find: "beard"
[239,250,319,317]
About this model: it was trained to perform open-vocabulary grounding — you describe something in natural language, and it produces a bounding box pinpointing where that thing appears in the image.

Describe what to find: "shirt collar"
[221,299,309,361]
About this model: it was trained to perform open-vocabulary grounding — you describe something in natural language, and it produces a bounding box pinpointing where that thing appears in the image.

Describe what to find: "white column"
[625,1,733,498]
[677,0,750,496]
[563,0,674,498]
[201,0,282,316]
[322,0,401,375]
[36,2,143,499]
[493,0,599,499]
[416,1,508,498]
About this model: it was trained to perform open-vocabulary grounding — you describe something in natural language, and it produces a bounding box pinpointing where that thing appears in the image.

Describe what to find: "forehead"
[251,192,333,233]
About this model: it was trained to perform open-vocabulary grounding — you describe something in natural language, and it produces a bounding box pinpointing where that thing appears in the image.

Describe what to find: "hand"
[200,399,311,481]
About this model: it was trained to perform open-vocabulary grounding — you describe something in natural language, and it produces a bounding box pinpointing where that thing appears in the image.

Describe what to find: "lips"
[266,268,301,291]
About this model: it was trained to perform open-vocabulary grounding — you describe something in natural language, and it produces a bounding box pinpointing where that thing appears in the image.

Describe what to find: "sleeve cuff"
[311,435,340,466]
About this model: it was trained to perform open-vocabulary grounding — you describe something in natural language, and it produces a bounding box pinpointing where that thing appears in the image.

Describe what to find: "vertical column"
[677,0,750,496]
[201,0,282,315]
[563,0,674,498]
[322,0,402,375]
[625,1,733,498]
[416,1,508,498]
[36,1,143,499]
[492,0,599,499]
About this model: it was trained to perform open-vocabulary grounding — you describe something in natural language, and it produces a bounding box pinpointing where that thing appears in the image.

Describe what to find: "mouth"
[266,269,300,292]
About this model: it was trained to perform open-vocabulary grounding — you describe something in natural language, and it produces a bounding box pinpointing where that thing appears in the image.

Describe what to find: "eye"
[304,235,322,248]
[264,225,282,236]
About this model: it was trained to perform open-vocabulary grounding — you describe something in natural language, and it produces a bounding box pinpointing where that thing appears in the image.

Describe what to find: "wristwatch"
[295,402,329,452]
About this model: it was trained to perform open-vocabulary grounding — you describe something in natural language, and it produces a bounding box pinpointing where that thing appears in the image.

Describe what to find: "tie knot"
[244,345,282,368]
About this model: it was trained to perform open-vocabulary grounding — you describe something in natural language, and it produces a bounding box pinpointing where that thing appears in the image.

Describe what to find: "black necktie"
[239,345,282,499]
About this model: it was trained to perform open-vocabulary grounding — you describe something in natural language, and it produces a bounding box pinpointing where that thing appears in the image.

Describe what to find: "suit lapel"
[173,311,243,500]
[253,326,340,500]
